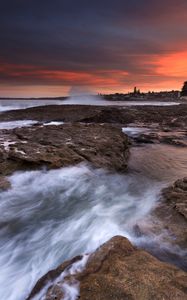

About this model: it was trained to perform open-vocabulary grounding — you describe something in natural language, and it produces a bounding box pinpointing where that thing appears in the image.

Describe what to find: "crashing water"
[0,164,161,300]
[63,95,180,107]
[32,254,89,300]
[0,100,64,112]
[122,126,151,137]
[0,120,38,130]
[0,120,65,130]
[0,142,187,300]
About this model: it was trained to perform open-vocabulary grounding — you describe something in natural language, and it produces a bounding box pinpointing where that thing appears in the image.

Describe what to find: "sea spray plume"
[65,86,102,105]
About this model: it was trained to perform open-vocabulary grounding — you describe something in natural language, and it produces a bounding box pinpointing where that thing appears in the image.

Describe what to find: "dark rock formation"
[131,130,187,147]
[27,236,187,300]
[154,177,187,250]
[0,103,187,128]
[0,123,129,176]
[139,178,187,253]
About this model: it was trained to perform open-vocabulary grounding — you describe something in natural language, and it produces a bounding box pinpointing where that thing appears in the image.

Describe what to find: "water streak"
[0,143,186,300]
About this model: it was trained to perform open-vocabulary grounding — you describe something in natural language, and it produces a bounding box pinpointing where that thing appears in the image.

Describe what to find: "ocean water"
[0,141,187,300]
[0,100,63,112]
[0,98,180,112]
[0,120,38,130]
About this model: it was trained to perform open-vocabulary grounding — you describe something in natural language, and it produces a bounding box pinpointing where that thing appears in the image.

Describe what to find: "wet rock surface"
[0,104,187,128]
[27,236,187,300]
[163,177,187,220]
[0,103,186,300]
[0,123,129,176]
[137,178,187,261]
[131,130,187,147]
[154,178,187,249]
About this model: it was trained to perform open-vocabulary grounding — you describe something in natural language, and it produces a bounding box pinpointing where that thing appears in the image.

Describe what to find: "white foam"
[0,120,38,130]
[43,121,64,126]
[122,127,150,137]
[32,254,89,300]
[14,149,26,155]
[0,140,16,151]
[0,100,63,112]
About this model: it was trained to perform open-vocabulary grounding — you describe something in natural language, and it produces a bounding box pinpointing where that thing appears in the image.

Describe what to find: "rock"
[163,177,187,219]
[0,104,187,128]
[131,130,187,147]
[140,178,187,252]
[133,133,156,144]
[0,123,129,176]
[0,176,11,190]
[27,255,83,300]
[27,236,187,300]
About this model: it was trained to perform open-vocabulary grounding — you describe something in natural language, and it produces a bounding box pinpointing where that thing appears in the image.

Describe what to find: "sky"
[0,0,187,97]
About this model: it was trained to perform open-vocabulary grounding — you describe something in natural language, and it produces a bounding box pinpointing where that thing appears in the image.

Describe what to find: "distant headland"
[0,82,187,101]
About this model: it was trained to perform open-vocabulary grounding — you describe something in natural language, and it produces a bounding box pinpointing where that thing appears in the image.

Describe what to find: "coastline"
[0,101,186,300]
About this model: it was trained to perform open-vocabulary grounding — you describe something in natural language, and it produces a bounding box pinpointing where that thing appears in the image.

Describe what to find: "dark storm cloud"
[0,0,187,89]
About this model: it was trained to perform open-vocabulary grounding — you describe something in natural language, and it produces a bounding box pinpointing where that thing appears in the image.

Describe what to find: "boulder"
[27,236,187,300]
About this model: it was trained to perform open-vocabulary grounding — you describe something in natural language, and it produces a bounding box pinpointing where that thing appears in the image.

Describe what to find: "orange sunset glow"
[1,0,187,97]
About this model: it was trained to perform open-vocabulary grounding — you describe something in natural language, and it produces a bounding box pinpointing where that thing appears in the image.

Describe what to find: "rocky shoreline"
[26,176,187,300]
[0,103,186,299]
[0,103,186,149]
[0,103,187,128]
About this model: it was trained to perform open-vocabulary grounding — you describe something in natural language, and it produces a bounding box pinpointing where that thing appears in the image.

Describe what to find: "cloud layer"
[0,0,187,96]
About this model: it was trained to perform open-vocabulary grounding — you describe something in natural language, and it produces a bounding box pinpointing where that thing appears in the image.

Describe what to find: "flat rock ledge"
[0,104,187,128]
[0,123,129,176]
[27,236,187,300]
